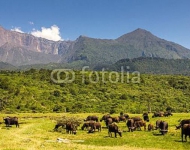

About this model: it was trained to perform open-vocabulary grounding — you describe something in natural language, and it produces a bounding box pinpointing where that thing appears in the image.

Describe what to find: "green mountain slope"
[0,62,17,70]
[64,29,190,67]
[113,57,190,75]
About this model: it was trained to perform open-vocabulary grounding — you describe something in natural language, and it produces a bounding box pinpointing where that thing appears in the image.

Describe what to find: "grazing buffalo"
[85,115,98,122]
[155,120,162,130]
[181,124,190,142]
[108,123,122,138]
[118,116,126,122]
[3,117,19,128]
[159,121,168,135]
[106,117,113,127]
[152,112,164,118]
[143,112,149,122]
[131,116,142,122]
[134,120,146,131]
[54,122,65,131]
[176,119,190,130]
[112,116,120,123]
[126,119,135,132]
[163,111,173,117]
[124,114,130,119]
[66,122,77,134]
[100,114,111,122]
[88,122,102,133]
[148,123,154,131]
[81,120,96,130]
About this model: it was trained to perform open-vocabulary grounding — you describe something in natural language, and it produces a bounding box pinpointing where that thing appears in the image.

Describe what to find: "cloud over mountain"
[31,25,63,41]
[11,27,24,33]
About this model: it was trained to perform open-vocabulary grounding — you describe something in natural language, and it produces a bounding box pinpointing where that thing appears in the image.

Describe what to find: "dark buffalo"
[85,115,98,122]
[124,114,130,119]
[163,111,173,117]
[66,122,77,134]
[54,122,65,131]
[105,117,113,127]
[81,120,96,130]
[88,122,102,133]
[112,116,120,123]
[108,123,122,138]
[126,119,135,132]
[148,123,154,131]
[118,116,126,122]
[159,121,168,135]
[152,112,164,118]
[134,120,146,131]
[4,117,19,128]
[100,114,111,122]
[181,124,190,142]
[131,116,142,122]
[176,119,190,130]
[155,120,162,130]
[143,112,149,122]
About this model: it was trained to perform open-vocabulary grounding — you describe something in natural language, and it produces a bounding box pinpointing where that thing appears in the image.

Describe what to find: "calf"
[3,117,19,128]
[108,123,122,138]
[148,123,154,131]
[181,124,190,142]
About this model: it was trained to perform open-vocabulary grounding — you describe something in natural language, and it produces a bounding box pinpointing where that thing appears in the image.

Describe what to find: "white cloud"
[11,27,24,33]
[31,25,63,41]
[29,21,34,25]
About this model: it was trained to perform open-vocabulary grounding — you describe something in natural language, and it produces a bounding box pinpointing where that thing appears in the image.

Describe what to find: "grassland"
[0,113,190,150]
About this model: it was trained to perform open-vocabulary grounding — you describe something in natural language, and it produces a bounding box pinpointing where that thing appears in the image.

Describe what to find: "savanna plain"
[0,113,190,150]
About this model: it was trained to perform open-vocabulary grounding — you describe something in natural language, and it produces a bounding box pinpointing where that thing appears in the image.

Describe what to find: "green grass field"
[0,113,190,150]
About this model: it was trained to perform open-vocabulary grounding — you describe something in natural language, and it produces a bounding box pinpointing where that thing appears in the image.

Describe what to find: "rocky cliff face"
[0,26,74,65]
[0,26,73,55]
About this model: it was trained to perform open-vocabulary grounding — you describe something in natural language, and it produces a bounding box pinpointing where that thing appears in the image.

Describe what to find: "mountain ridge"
[0,26,190,67]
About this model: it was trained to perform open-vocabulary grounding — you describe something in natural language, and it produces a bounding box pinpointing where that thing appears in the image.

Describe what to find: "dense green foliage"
[0,69,190,113]
[114,57,190,75]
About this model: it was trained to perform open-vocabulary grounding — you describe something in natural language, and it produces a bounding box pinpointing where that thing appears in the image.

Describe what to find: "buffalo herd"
[2,112,190,142]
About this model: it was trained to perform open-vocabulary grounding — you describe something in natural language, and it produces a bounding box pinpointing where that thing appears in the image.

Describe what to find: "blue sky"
[0,0,190,48]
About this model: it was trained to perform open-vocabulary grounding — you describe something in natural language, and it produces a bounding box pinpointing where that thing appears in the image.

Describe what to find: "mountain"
[0,26,73,66]
[0,43,61,66]
[65,29,190,68]
[1,26,190,67]
[116,28,190,59]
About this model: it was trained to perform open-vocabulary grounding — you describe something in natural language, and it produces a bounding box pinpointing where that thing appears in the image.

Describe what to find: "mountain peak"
[116,28,158,43]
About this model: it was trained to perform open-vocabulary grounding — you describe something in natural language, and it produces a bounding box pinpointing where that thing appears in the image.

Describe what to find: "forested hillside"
[113,57,190,75]
[0,69,190,113]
